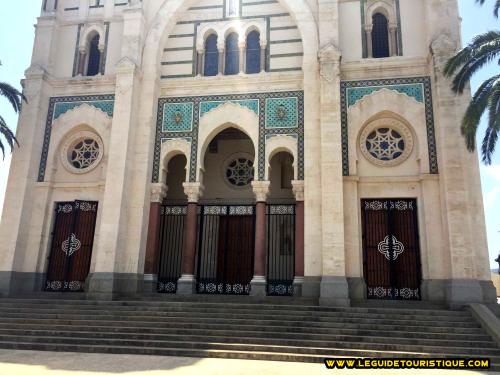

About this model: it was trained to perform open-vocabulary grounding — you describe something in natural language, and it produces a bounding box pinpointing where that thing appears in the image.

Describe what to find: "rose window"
[365,128,405,161]
[70,139,100,169]
[225,158,254,187]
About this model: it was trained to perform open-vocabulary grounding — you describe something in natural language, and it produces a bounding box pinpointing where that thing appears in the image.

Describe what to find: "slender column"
[365,26,373,58]
[292,181,304,296]
[144,183,167,291]
[98,44,105,75]
[196,48,204,76]
[77,47,87,76]
[250,181,270,296]
[389,24,398,56]
[238,41,245,74]
[217,45,224,75]
[177,182,204,294]
[260,40,267,72]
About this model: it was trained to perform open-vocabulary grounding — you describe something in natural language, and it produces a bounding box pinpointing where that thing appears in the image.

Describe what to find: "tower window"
[246,31,261,74]
[372,13,390,58]
[204,34,219,76]
[86,35,101,76]
[224,32,240,75]
[227,0,239,17]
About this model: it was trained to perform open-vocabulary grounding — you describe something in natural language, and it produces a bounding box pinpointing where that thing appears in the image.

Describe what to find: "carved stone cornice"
[183,182,204,203]
[292,180,305,202]
[251,181,271,203]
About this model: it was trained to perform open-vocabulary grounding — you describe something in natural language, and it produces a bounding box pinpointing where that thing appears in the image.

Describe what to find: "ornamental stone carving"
[183,182,204,203]
[291,180,305,201]
[251,181,271,202]
[150,183,168,203]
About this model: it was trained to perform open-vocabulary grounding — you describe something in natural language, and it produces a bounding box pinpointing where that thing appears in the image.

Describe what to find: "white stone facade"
[0,0,495,305]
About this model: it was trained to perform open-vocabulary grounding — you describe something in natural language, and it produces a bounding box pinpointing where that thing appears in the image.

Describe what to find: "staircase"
[0,298,498,370]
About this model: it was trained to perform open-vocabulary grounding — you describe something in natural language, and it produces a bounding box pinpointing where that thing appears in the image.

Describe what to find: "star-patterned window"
[365,128,405,161]
[225,157,254,187]
[69,139,100,170]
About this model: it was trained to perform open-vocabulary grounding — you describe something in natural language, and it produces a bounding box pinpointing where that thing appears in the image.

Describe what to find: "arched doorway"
[196,128,256,295]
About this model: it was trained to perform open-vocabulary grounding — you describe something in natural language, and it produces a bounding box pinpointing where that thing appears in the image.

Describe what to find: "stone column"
[318,43,350,307]
[144,183,167,292]
[98,44,105,75]
[389,24,398,56]
[196,48,204,76]
[177,182,203,294]
[77,47,87,76]
[260,40,267,73]
[217,45,225,75]
[250,181,270,296]
[238,41,246,74]
[292,181,304,296]
[365,26,373,58]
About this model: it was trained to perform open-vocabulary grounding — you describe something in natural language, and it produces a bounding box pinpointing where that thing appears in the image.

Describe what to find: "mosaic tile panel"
[200,99,259,117]
[346,83,424,107]
[265,97,298,129]
[38,95,115,182]
[340,77,437,176]
[162,102,194,132]
[54,100,115,120]
[152,91,304,184]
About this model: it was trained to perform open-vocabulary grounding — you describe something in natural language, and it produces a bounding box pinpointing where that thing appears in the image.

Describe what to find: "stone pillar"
[196,48,204,76]
[144,183,167,292]
[98,44,105,75]
[250,181,270,296]
[389,24,398,56]
[365,27,373,58]
[238,41,246,74]
[177,182,203,294]
[318,43,350,307]
[77,47,87,76]
[260,40,267,73]
[217,45,224,75]
[292,181,304,296]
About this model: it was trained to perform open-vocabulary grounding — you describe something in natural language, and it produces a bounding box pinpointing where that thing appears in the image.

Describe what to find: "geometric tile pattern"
[340,76,438,176]
[153,91,304,183]
[347,83,424,107]
[265,97,298,129]
[38,94,115,182]
[200,99,259,117]
[162,102,194,132]
[54,100,115,120]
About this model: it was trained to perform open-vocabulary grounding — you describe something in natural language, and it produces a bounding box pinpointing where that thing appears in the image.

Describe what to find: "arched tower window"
[246,31,261,74]
[87,35,101,76]
[372,13,390,58]
[224,32,240,75]
[204,34,219,76]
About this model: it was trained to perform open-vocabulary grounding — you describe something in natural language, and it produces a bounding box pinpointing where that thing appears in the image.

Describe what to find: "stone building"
[0,0,495,306]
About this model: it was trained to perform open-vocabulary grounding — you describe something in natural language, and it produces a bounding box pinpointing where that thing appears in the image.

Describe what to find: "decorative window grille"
[365,128,405,161]
[372,13,390,58]
[225,32,240,75]
[246,31,261,74]
[204,34,219,76]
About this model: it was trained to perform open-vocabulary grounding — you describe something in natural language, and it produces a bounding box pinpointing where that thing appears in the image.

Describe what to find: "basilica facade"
[0,0,495,306]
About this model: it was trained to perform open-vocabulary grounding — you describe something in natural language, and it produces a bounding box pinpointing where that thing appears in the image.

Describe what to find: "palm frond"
[482,80,500,164]
[0,82,25,113]
[476,0,500,17]
[444,31,500,93]
[461,75,500,151]
[0,115,18,159]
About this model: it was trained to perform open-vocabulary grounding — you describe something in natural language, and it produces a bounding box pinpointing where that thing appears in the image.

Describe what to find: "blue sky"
[0,1,498,269]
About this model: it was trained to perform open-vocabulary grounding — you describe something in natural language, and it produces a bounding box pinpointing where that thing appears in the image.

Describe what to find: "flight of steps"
[0,298,498,370]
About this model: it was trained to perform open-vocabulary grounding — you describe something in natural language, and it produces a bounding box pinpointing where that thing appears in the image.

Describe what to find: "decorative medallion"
[61,131,104,174]
[61,233,82,257]
[377,235,405,261]
[224,154,254,188]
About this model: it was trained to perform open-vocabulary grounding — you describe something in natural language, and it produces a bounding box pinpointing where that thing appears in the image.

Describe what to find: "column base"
[293,276,304,297]
[446,279,485,307]
[87,272,143,300]
[177,274,196,295]
[0,271,45,296]
[250,275,266,297]
[143,274,158,293]
[302,276,321,298]
[319,276,351,307]
[347,277,366,301]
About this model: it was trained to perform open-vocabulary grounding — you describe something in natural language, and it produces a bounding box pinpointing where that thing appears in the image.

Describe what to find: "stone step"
[0,327,494,349]
[0,321,490,342]
[1,334,499,358]
[0,311,480,329]
[0,298,470,316]
[0,317,484,335]
[0,306,475,323]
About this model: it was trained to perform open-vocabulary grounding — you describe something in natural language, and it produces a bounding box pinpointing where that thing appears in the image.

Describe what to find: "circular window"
[224,155,254,188]
[61,131,104,174]
[359,118,413,167]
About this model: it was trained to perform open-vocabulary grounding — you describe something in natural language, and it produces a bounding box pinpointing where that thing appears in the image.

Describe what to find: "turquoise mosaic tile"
[347,84,424,107]
[200,99,259,117]
[53,100,115,119]
[163,102,194,132]
[265,97,298,129]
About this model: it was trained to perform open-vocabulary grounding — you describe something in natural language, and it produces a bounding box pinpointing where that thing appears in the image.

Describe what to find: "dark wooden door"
[45,201,98,292]
[197,205,255,295]
[361,199,422,300]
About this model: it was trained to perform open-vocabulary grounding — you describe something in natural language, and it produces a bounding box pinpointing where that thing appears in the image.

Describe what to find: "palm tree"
[443,0,500,165]
[0,62,24,159]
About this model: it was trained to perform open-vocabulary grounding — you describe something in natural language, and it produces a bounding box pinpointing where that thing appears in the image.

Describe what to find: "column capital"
[150,183,168,203]
[183,182,204,203]
[291,180,305,201]
[251,181,271,202]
